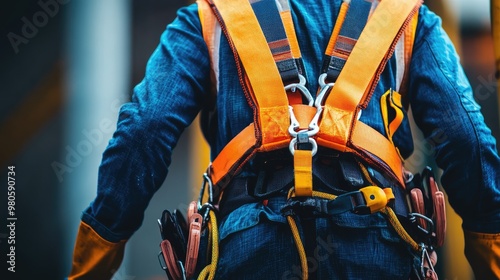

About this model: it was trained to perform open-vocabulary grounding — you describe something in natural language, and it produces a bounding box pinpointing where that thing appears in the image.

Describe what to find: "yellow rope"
[356,160,377,186]
[208,211,219,280]
[286,188,420,279]
[197,210,219,280]
[198,265,210,280]
[285,189,336,279]
[380,207,419,251]
[286,188,308,279]
[312,190,336,200]
[287,215,309,280]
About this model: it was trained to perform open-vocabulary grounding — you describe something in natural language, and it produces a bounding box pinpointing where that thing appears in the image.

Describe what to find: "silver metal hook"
[289,137,318,156]
[197,173,214,211]
[284,74,314,106]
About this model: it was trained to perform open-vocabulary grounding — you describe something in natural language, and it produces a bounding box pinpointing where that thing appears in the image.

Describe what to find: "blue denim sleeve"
[408,5,500,233]
[82,4,211,242]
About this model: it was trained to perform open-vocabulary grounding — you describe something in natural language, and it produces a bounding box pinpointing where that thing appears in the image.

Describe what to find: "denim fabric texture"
[212,197,413,279]
[81,0,500,275]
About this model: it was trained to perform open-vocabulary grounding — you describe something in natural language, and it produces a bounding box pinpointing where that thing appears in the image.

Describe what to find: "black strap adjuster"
[281,186,395,217]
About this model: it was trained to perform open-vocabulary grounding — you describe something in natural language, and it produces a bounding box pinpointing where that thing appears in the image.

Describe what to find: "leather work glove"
[464,230,500,279]
[68,221,126,280]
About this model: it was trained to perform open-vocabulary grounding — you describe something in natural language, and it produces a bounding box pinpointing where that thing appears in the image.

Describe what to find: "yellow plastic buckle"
[359,186,394,213]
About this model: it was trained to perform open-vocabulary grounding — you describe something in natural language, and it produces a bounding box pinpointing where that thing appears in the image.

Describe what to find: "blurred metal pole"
[62,0,131,276]
[493,0,500,124]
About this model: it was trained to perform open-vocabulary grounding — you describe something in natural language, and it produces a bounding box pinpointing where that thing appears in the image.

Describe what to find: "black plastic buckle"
[351,191,371,215]
[280,197,329,217]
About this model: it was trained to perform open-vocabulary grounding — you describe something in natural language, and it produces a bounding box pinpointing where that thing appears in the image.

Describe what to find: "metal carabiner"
[419,244,437,279]
[199,202,217,225]
[409,212,435,236]
[288,106,301,137]
[289,136,318,156]
[288,105,322,138]
[197,173,214,211]
[284,74,314,106]
[308,74,335,135]
[317,73,335,104]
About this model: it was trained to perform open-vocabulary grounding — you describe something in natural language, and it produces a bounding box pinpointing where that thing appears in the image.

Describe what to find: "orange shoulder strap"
[318,0,422,186]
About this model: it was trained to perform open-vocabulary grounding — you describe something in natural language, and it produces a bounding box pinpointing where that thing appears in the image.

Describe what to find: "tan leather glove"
[68,221,126,280]
[464,230,500,280]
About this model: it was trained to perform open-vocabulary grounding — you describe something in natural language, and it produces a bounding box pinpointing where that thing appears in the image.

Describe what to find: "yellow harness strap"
[293,149,313,196]
[380,89,404,159]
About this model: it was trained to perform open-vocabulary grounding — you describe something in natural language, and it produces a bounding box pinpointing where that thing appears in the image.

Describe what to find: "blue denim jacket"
[81,1,500,246]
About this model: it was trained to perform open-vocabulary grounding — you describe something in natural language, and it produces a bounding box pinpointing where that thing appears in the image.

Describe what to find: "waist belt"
[218,155,409,220]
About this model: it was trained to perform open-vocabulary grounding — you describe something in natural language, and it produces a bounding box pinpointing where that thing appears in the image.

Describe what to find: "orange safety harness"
[203,0,417,198]
[158,0,447,279]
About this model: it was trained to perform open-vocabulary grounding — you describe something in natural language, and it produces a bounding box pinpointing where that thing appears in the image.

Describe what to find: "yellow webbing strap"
[380,89,404,159]
[294,149,313,196]
[198,211,219,280]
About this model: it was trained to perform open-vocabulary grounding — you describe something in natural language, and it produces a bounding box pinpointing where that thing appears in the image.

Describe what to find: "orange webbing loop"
[290,104,317,130]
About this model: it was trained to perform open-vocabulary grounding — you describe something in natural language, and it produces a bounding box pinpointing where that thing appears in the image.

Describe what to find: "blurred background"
[0,0,497,279]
